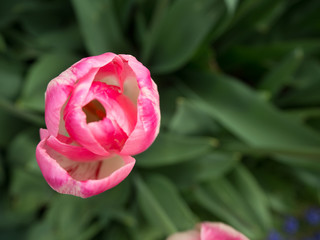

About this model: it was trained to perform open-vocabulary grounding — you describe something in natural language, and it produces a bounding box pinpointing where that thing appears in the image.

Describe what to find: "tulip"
[36,53,160,198]
[167,222,249,240]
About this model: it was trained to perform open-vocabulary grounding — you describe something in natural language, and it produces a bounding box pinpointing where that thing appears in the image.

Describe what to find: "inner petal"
[82,99,106,123]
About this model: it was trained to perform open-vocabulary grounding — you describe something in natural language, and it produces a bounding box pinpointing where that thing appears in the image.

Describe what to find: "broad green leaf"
[259,49,303,97]
[136,133,217,167]
[194,183,258,238]
[19,53,79,111]
[169,98,220,135]
[180,71,320,152]
[135,175,196,235]
[72,0,130,55]
[159,152,239,188]
[231,165,272,231]
[143,0,225,73]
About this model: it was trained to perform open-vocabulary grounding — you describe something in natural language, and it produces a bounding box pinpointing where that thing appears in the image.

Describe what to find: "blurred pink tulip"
[36,53,160,198]
[167,222,249,240]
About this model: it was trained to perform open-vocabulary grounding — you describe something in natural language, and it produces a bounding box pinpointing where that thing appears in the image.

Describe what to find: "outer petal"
[167,230,201,240]
[36,137,135,198]
[119,54,161,155]
[45,52,117,137]
[201,222,249,240]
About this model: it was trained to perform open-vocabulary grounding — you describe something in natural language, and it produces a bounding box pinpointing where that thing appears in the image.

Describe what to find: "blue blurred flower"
[283,216,299,234]
[305,208,320,226]
[267,230,284,240]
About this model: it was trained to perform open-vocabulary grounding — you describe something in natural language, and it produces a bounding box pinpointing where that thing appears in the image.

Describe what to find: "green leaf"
[231,165,272,231]
[135,174,196,235]
[159,152,239,188]
[0,109,26,148]
[259,49,303,97]
[8,128,41,172]
[180,71,320,152]
[0,57,23,100]
[143,0,225,73]
[136,133,217,167]
[28,195,104,240]
[19,53,79,111]
[71,0,130,55]
[169,98,220,135]
[9,168,53,214]
[194,172,268,238]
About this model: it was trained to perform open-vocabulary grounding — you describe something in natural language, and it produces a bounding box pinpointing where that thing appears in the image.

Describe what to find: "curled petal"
[36,137,135,198]
[120,54,161,155]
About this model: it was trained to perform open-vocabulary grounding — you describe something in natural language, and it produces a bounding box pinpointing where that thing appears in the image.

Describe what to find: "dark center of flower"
[82,99,106,123]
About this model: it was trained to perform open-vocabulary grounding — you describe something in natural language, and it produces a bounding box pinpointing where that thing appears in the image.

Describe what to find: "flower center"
[82,99,106,123]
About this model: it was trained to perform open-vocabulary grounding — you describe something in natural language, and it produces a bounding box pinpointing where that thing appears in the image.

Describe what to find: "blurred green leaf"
[136,133,217,167]
[10,168,53,214]
[135,174,196,235]
[231,165,272,231]
[72,0,130,55]
[194,174,266,239]
[169,98,220,135]
[35,25,83,51]
[8,128,40,172]
[180,71,320,152]
[28,195,103,240]
[259,49,303,97]
[19,53,79,111]
[0,57,23,100]
[160,152,239,188]
[0,109,26,148]
[143,0,225,73]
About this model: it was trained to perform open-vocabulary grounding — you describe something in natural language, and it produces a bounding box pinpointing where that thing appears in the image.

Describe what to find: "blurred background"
[1,0,320,239]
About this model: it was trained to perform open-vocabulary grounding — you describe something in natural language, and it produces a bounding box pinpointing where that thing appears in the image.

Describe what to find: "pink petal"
[64,109,110,155]
[167,230,201,240]
[45,52,117,137]
[201,222,249,240]
[119,54,161,155]
[46,135,107,162]
[36,137,135,198]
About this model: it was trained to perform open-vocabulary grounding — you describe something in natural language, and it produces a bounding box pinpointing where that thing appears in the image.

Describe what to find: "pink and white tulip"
[36,53,160,198]
[167,222,249,240]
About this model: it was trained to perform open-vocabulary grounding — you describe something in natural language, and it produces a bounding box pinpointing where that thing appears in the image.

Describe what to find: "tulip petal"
[120,54,161,155]
[201,222,249,240]
[36,137,135,198]
[46,135,107,162]
[167,230,201,240]
[45,52,118,137]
